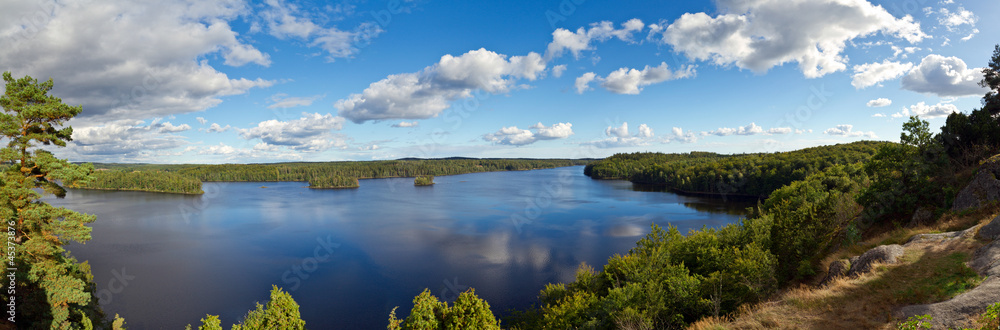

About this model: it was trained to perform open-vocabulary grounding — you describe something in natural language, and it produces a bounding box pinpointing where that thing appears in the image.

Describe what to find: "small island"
[308,175,360,189]
[414,175,434,186]
[79,169,204,194]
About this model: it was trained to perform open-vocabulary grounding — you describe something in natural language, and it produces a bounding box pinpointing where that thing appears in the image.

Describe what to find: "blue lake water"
[50,166,753,329]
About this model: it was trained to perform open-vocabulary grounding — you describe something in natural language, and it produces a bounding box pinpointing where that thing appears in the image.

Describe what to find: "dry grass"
[691,209,999,330]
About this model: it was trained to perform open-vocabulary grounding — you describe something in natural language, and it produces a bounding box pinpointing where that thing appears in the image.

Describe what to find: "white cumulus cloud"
[851,60,914,89]
[545,19,645,61]
[654,0,927,78]
[0,0,274,125]
[705,122,790,136]
[901,54,986,97]
[585,122,658,148]
[575,72,597,94]
[891,101,960,118]
[334,48,546,123]
[867,98,892,107]
[482,122,574,146]
[598,62,696,94]
[238,113,347,151]
[823,124,878,139]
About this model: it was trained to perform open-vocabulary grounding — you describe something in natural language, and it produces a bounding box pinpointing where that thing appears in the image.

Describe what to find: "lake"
[50,166,754,329]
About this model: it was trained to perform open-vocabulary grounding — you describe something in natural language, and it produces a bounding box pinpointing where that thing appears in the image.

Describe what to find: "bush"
[389,288,500,329]
[765,164,866,281]
[190,285,305,330]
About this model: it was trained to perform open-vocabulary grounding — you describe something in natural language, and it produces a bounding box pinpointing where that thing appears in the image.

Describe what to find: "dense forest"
[78,169,204,194]
[80,159,590,193]
[584,141,885,197]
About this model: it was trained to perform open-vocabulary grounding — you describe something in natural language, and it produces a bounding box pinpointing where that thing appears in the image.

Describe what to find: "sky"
[1,0,997,163]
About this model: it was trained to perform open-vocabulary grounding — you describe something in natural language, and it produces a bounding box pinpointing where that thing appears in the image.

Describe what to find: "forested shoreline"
[78,158,591,193]
[584,141,885,198]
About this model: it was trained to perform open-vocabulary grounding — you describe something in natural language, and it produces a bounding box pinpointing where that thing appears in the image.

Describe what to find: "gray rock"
[977,214,1000,241]
[896,277,1000,329]
[818,259,850,287]
[969,240,1000,278]
[896,239,1000,329]
[846,244,905,278]
[952,156,1000,212]
[905,226,978,246]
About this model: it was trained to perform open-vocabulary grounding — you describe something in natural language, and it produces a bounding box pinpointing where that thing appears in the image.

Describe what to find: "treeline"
[584,141,884,197]
[78,169,204,194]
[177,159,588,182]
[81,159,590,193]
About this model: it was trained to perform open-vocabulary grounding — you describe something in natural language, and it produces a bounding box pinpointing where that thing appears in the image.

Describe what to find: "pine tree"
[1,72,102,328]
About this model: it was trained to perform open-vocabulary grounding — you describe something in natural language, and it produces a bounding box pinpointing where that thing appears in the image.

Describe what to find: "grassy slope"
[691,206,1000,329]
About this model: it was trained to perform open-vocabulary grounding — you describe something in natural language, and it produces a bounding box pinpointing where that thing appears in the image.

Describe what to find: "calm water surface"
[50,166,753,329]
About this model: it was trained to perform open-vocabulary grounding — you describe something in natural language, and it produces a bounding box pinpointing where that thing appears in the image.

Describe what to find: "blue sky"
[1,0,997,163]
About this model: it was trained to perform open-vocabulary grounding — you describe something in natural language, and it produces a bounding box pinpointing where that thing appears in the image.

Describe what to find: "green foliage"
[897,314,932,329]
[231,285,306,330]
[197,315,222,330]
[514,219,780,329]
[404,289,445,329]
[981,44,1000,114]
[901,116,934,148]
[974,302,1000,329]
[858,124,943,224]
[446,288,500,329]
[414,175,434,186]
[765,164,866,281]
[1,72,105,328]
[194,285,305,330]
[939,44,1000,165]
[585,141,883,197]
[80,169,203,194]
[308,175,359,189]
[111,314,127,330]
[392,288,500,330]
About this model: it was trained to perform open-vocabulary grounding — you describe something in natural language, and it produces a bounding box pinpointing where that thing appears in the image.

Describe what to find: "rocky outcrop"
[817,245,904,287]
[845,244,905,278]
[897,239,1000,329]
[905,226,978,246]
[977,214,1000,241]
[952,155,1000,212]
[818,259,850,287]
